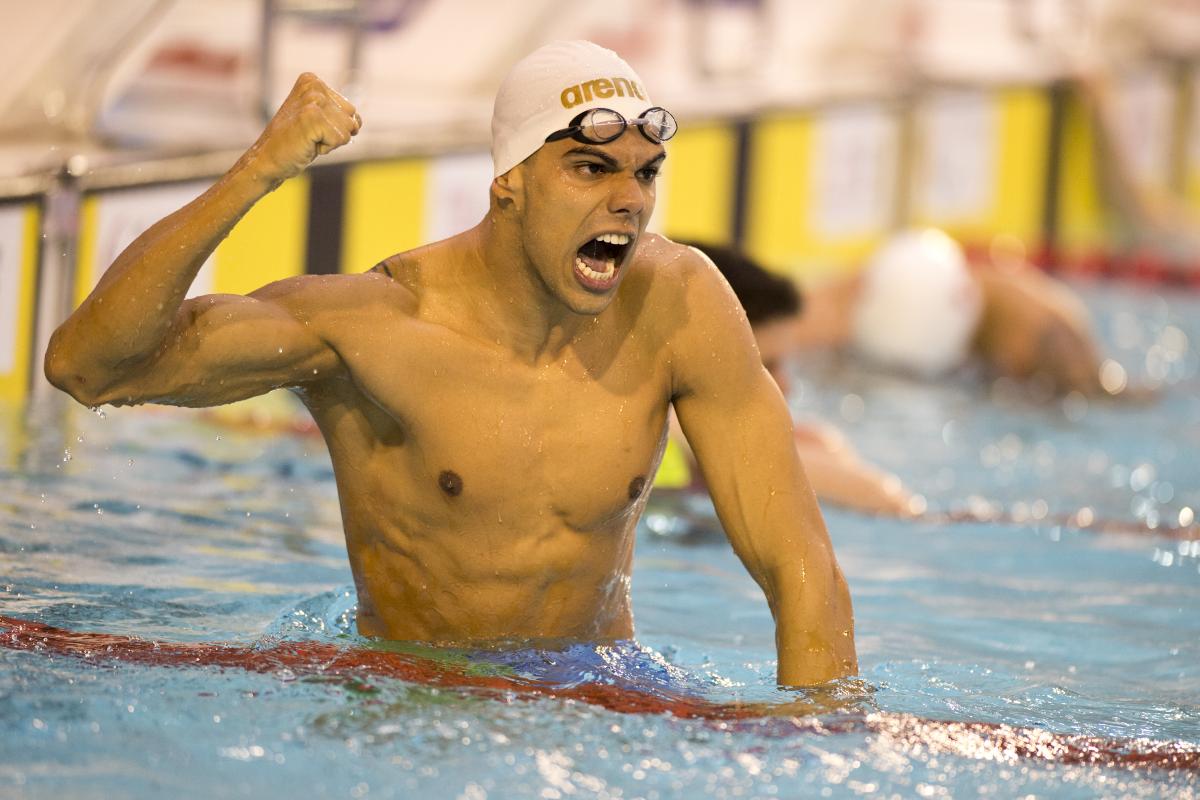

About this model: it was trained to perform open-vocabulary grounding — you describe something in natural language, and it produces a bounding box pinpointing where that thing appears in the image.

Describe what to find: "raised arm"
[45,73,360,408]
[668,249,857,686]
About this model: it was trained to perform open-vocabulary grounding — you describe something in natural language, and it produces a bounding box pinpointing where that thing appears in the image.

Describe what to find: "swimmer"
[675,242,916,518]
[43,42,856,686]
[790,228,1127,398]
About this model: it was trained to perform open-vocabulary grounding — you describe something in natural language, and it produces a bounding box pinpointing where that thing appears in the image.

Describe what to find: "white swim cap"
[491,40,654,177]
[851,229,983,377]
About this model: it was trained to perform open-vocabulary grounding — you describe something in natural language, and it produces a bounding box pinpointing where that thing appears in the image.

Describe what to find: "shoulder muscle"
[638,239,760,399]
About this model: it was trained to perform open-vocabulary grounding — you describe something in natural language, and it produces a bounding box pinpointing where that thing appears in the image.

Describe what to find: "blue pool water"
[1,278,1198,798]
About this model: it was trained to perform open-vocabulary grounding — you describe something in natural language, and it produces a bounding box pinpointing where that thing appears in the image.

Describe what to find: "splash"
[1,615,1196,772]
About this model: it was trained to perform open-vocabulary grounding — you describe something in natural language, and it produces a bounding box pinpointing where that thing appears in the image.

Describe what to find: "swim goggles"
[545,107,678,146]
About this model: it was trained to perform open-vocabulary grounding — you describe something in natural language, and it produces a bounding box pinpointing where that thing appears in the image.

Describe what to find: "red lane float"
[2,615,1196,771]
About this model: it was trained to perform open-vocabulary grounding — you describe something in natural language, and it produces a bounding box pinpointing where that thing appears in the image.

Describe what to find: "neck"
[458,214,590,364]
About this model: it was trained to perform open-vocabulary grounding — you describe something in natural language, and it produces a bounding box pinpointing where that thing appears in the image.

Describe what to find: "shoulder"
[622,235,759,393]
[628,234,723,286]
[624,234,752,341]
[624,235,741,316]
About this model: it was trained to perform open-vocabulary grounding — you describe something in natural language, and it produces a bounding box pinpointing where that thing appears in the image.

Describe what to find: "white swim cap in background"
[491,40,654,177]
[851,228,983,377]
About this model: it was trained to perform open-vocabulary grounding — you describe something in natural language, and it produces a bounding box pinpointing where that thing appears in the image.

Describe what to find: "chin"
[563,288,619,317]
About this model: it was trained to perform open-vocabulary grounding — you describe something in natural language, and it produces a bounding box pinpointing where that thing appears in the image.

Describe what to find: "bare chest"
[322,324,671,529]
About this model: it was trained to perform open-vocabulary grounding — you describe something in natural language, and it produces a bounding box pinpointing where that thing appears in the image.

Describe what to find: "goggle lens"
[580,109,627,143]
[636,107,677,143]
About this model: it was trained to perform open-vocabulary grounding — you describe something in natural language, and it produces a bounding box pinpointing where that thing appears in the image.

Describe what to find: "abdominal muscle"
[339,491,638,646]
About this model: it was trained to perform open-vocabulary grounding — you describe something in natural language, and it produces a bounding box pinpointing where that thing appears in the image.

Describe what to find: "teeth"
[576,256,616,282]
[596,233,630,245]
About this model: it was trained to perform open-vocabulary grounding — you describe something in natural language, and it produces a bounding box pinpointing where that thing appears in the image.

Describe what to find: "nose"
[606,173,648,217]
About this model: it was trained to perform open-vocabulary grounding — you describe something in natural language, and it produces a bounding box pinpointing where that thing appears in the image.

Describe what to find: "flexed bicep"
[67,287,340,409]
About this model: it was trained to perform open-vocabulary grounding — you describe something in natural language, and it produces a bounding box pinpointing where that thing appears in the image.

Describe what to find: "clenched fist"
[246,73,362,184]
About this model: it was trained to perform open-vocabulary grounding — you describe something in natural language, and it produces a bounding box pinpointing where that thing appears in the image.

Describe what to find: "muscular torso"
[294,239,680,644]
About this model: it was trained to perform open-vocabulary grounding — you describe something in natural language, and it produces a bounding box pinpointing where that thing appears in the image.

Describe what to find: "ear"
[491,167,523,211]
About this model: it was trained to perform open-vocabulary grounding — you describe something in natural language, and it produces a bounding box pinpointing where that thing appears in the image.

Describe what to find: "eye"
[637,165,661,182]
[576,161,609,177]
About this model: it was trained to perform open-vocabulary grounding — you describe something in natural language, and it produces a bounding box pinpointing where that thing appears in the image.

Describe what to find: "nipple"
[438,470,463,497]
[628,475,647,500]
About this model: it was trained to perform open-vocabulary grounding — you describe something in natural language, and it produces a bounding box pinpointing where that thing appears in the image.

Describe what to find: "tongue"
[578,239,611,272]
[579,252,608,272]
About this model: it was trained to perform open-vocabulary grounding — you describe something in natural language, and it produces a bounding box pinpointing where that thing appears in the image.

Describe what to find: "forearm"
[769,551,857,686]
[696,413,859,685]
[719,473,858,684]
[46,157,274,397]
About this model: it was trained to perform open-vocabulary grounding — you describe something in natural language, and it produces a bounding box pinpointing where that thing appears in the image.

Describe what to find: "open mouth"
[574,233,633,290]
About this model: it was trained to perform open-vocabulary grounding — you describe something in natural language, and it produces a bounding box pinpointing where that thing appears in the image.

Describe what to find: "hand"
[247,73,362,184]
[730,677,875,719]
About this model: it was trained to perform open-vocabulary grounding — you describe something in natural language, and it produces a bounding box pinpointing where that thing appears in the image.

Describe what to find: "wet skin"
[286,234,680,643]
[43,74,856,684]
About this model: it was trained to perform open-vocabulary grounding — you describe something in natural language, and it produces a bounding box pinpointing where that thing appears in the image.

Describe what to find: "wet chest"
[338,329,670,526]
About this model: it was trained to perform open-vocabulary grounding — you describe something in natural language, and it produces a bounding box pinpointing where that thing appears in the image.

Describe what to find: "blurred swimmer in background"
[674,237,1184,537]
[780,228,1134,399]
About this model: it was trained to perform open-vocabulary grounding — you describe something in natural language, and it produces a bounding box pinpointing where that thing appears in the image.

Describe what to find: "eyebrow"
[563,146,668,173]
[564,146,620,169]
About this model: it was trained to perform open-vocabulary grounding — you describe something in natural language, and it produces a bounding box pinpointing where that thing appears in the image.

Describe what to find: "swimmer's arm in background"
[667,250,857,687]
[792,429,917,517]
[45,73,360,408]
[666,413,916,517]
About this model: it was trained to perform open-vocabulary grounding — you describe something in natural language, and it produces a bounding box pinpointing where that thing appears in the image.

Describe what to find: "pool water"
[1,278,1198,798]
